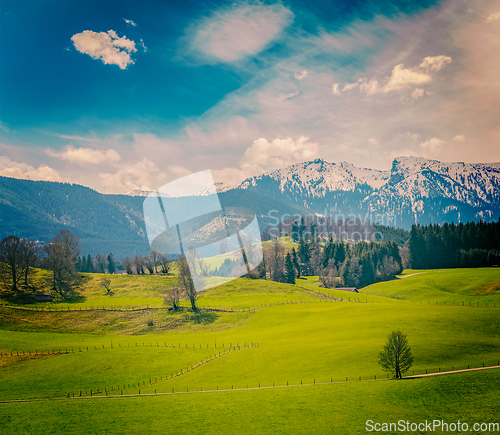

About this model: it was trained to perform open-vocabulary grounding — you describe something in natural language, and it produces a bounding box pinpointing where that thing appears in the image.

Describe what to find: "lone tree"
[378,330,414,379]
[0,236,24,292]
[177,256,198,311]
[164,286,182,311]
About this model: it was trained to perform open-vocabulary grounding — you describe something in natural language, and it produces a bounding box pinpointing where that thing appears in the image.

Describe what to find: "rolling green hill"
[0,268,499,433]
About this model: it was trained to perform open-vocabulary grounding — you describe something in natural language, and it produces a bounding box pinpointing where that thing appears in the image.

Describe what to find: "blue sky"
[0,0,499,193]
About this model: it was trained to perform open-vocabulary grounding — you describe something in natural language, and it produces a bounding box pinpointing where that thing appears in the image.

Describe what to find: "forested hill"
[0,176,150,259]
[0,176,307,259]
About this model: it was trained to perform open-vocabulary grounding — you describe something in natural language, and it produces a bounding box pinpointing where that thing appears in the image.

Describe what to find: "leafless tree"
[133,255,145,275]
[143,255,155,274]
[377,256,401,281]
[101,278,111,293]
[122,257,134,274]
[43,230,81,296]
[21,238,39,287]
[95,253,108,274]
[158,254,171,274]
[150,250,162,273]
[177,256,198,311]
[0,236,25,292]
[318,260,338,288]
[163,285,182,310]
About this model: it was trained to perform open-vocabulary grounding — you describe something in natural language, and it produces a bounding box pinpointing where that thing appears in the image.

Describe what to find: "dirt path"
[404,364,500,378]
[397,272,427,279]
[1,365,498,403]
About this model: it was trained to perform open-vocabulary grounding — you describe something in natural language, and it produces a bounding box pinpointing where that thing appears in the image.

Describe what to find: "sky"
[0,0,499,194]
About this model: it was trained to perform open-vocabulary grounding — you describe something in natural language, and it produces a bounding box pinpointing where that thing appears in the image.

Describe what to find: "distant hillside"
[0,176,308,259]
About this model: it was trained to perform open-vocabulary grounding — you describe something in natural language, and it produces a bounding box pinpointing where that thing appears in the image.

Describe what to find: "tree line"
[409,220,500,269]
[0,230,174,300]
[245,236,403,289]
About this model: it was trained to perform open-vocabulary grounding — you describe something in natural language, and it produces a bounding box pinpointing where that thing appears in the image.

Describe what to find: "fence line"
[0,341,259,359]
[67,359,500,399]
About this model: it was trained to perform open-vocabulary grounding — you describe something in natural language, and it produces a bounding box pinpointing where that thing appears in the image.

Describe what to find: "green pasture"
[0,267,499,433]
[0,369,498,434]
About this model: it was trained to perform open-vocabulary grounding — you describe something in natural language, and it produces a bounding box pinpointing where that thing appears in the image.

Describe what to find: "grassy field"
[0,268,499,433]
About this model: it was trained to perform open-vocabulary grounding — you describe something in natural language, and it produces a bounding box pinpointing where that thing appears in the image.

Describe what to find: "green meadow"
[0,268,499,433]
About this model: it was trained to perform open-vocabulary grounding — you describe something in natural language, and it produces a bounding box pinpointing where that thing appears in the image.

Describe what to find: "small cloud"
[343,55,451,95]
[486,11,500,22]
[332,83,340,95]
[343,82,359,91]
[46,145,121,165]
[71,29,137,69]
[411,88,424,99]
[453,134,465,142]
[0,157,64,182]
[139,39,147,52]
[294,70,309,80]
[417,55,452,73]
[420,137,447,156]
[368,137,379,147]
[124,18,137,27]
[186,2,294,63]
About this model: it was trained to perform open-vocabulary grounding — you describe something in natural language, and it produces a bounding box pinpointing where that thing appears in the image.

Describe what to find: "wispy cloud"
[184,1,294,64]
[124,18,137,27]
[485,11,500,22]
[46,145,121,165]
[71,30,137,69]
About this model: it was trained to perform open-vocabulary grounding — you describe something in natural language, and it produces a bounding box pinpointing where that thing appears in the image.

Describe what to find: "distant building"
[336,287,358,293]
[35,291,52,302]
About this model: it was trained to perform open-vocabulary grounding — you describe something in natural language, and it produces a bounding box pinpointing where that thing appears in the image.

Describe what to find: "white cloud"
[212,136,319,185]
[187,2,294,63]
[99,158,190,193]
[71,30,137,69]
[368,137,380,147]
[486,11,500,22]
[46,146,121,165]
[124,18,137,27]
[344,55,452,95]
[242,136,319,172]
[453,134,465,141]
[0,157,64,182]
[294,70,309,80]
[411,88,425,99]
[332,83,340,95]
[139,39,147,52]
[420,137,448,156]
[418,55,452,72]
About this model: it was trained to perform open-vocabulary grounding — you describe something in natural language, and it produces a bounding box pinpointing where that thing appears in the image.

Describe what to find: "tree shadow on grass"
[190,311,218,325]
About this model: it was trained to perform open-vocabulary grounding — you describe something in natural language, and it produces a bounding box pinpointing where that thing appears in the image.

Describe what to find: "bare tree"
[0,236,25,292]
[101,278,111,293]
[318,260,338,288]
[133,255,145,275]
[21,238,39,287]
[158,254,171,274]
[43,230,81,297]
[122,257,134,274]
[95,253,108,274]
[177,256,198,311]
[143,255,155,274]
[150,250,162,273]
[163,286,182,310]
[378,330,414,379]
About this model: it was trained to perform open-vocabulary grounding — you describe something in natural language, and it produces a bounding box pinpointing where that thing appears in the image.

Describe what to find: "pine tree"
[292,247,301,277]
[284,252,295,284]
[86,254,94,273]
[291,221,299,243]
[107,253,116,274]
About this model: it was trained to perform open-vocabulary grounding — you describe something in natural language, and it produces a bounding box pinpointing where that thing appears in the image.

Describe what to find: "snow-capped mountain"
[235,157,500,228]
